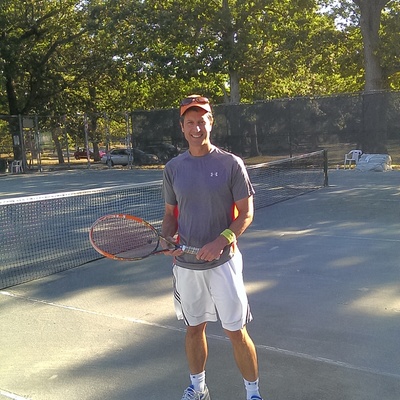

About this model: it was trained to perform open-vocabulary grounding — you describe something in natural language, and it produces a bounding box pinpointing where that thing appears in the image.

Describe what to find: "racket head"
[89,214,161,261]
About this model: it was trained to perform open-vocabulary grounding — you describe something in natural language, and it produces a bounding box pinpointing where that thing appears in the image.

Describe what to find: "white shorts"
[173,250,253,331]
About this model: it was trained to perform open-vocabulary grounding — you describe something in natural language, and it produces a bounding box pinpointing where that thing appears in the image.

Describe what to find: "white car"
[101,148,159,167]
[101,148,134,167]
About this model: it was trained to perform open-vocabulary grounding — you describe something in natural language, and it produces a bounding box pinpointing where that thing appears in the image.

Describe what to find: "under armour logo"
[210,172,218,177]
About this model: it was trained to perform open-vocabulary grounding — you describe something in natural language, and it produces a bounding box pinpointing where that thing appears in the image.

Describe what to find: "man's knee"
[224,326,250,343]
[186,322,207,337]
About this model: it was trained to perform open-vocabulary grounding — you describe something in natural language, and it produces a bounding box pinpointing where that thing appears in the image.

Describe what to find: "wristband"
[220,228,236,244]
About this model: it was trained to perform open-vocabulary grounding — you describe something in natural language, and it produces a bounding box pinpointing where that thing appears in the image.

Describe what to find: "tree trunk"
[361,91,388,153]
[354,0,389,91]
[354,0,390,153]
[5,70,25,161]
[229,70,241,104]
[249,123,261,157]
[221,0,241,104]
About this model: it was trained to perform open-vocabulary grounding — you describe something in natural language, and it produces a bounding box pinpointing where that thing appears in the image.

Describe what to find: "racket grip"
[180,245,200,255]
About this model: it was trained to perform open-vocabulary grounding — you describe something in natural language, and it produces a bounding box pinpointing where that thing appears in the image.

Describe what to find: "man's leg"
[225,326,263,399]
[224,326,258,381]
[185,322,208,373]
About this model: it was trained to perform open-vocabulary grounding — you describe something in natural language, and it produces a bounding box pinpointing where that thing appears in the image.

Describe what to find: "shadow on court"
[1,169,399,400]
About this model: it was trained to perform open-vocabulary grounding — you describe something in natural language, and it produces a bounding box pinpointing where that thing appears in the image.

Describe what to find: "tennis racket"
[89,214,200,261]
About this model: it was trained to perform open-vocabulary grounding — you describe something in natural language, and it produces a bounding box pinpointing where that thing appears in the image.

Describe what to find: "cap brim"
[180,102,212,116]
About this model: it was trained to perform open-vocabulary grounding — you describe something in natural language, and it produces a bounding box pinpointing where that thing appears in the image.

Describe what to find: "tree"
[353,0,392,91]
[1,0,399,161]
[321,0,399,152]
[352,0,396,152]
[0,0,103,161]
[123,0,350,104]
[379,1,400,89]
[322,0,399,91]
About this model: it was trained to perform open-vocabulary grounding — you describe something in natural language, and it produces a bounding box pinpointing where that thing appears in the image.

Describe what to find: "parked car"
[131,148,159,165]
[101,148,159,167]
[73,148,106,160]
[74,148,93,160]
[141,143,179,163]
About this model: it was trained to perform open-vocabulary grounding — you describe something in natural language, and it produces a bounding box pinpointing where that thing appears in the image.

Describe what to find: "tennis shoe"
[250,396,263,400]
[181,384,211,400]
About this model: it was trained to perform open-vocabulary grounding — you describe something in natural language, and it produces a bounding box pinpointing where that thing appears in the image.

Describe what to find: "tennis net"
[0,150,327,289]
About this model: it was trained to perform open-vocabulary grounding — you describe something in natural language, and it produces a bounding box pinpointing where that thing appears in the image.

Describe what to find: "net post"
[323,149,329,186]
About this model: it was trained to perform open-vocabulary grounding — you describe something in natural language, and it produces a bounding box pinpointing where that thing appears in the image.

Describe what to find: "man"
[162,95,264,400]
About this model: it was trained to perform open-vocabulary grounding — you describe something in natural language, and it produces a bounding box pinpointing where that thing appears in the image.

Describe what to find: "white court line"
[265,230,400,243]
[2,290,400,381]
[314,234,400,242]
[0,389,31,400]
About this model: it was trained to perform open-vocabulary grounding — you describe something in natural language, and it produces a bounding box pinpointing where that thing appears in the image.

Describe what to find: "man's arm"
[228,195,254,238]
[161,203,180,254]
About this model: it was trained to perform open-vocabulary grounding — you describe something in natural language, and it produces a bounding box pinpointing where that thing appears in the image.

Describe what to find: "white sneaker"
[181,385,211,400]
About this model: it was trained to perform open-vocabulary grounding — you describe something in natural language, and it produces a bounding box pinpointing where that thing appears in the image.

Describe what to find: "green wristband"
[220,228,236,244]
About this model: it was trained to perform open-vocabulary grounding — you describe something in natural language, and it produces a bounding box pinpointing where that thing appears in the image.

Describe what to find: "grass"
[322,139,400,170]
[244,139,400,170]
[2,140,399,171]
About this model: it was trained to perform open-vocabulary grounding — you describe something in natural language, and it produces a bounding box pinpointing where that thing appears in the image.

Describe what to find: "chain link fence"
[1,91,399,172]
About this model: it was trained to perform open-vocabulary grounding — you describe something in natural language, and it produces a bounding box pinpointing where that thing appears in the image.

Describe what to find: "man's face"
[181,109,213,150]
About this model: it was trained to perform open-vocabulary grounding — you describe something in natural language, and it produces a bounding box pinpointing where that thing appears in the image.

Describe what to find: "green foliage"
[0,0,399,122]
[0,0,91,114]
[320,0,399,90]
[380,1,400,88]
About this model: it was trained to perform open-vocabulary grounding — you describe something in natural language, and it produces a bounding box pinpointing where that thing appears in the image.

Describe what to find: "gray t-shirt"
[162,146,255,270]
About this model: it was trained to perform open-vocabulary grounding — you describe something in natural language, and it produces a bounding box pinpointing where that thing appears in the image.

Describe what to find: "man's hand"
[196,235,227,261]
[160,236,183,257]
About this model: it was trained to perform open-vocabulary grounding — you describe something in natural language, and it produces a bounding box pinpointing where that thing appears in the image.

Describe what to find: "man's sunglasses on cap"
[180,96,209,106]
[180,96,211,116]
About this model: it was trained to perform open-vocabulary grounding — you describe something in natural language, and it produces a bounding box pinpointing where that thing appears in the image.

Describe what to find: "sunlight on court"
[248,228,317,239]
[347,284,400,315]
[329,255,364,269]
[277,228,316,236]
[246,280,278,295]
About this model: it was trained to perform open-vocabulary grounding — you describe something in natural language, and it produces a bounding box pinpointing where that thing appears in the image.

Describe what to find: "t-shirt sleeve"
[162,165,177,205]
[231,157,255,202]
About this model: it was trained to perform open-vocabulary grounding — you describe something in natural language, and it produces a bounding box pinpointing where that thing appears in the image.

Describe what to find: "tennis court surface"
[1,169,399,400]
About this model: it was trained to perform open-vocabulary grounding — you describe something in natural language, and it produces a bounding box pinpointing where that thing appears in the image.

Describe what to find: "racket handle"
[180,245,200,255]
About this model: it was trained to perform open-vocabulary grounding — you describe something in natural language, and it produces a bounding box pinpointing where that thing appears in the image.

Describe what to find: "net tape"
[0,151,327,289]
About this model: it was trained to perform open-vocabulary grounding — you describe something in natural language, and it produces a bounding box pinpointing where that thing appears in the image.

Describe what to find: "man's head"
[179,95,214,155]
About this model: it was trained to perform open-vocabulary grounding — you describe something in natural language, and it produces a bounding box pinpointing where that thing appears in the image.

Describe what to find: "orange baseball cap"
[180,95,211,116]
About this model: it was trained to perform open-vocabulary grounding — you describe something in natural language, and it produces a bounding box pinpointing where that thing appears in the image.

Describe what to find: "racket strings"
[91,218,159,259]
